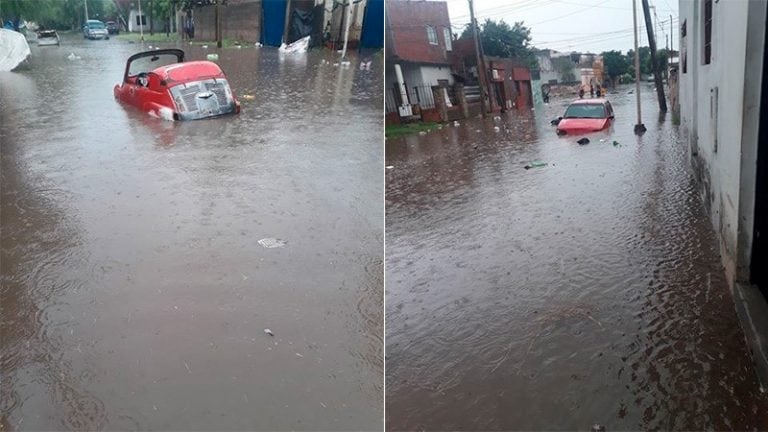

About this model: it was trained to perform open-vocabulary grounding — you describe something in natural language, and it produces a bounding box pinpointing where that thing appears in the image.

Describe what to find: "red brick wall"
[386,0,451,65]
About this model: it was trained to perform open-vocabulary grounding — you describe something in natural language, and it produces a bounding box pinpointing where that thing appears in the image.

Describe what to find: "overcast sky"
[445,0,679,54]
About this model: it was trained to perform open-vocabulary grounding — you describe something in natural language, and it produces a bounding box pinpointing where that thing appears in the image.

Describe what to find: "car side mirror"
[608,115,614,119]
[558,116,563,120]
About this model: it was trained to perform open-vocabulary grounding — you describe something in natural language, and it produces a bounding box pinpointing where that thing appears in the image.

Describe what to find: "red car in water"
[114,49,240,121]
[556,99,614,135]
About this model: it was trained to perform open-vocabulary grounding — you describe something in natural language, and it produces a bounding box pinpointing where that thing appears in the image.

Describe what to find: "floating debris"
[264,329,274,337]
[493,126,500,132]
[613,140,621,147]
[524,160,548,170]
[201,44,209,49]
[453,121,460,126]
[386,165,394,169]
[254,42,263,47]
[67,52,81,61]
[577,137,590,145]
[240,94,256,101]
[206,53,219,61]
[258,238,287,248]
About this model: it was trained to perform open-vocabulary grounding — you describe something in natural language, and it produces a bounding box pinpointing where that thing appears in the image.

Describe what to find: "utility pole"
[341,0,353,58]
[641,0,667,112]
[468,0,488,118]
[670,14,673,53]
[283,0,293,45]
[138,0,144,42]
[215,0,222,48]
[84,0,89,21]
[632,0,645,133]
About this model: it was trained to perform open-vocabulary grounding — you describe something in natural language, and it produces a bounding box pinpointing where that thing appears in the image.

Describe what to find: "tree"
[601,50,629,87]
[459,19,537,69]
[552,56,575,83]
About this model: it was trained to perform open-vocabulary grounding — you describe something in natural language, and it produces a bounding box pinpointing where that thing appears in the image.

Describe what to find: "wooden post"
[468,0,487,118]
[632,0,645,133]
[216,0,222,47]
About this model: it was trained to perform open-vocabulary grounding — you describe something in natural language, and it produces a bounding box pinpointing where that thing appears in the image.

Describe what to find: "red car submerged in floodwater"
[555,98,614,135]
[114,49,239,121]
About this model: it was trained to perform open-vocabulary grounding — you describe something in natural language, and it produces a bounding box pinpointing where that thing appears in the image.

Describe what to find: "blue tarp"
[262,0,287,47]
[359,0,383,49]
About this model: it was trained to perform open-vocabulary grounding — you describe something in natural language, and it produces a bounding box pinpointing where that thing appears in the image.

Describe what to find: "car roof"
[86,19,104,23]
[569,98,609,105]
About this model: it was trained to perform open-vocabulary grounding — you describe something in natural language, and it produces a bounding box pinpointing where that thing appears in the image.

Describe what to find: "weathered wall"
[193,0,262,43]
[678,0,765,283]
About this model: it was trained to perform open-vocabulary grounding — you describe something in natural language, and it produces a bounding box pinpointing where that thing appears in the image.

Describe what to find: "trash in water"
[206,53,219,61]
[264,329,274,336]
[524,160,548,169]
[254,42,263,48]
[577,137,590,145]
[418,131,427,136]
[493,116,501,121]
[386,165,394,169]
[202,45,208,49]
[67,52,81,61]
[359,60,372,70]
[453,121,460,126]
[340,61,351,67]
[279,35,310,54]
[613,140,621,147]
[241,94,255,101]
[258,238,287,248]
[493,126,500,132]
[599,139,606,143]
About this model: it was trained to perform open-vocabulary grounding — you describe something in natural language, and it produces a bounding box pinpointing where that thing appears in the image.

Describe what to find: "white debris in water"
[295,353,303,357]
[254,42,263,48]
[453,121,460,126]
[418,131,427,136]
[264,329,274,336]
[158,107,175,121]
[493,116,501,121]
[493,126,500,132]
[279,35,309,54]
[67,52,81,60]
[258,238,286,248]
[340,61,351,68]
[202,45,208,49]
[386,166,394,170]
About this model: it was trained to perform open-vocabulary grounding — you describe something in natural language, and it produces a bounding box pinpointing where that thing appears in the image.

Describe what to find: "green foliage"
[0,0,110,29]
[459,19,537,69]
[551,56,575,82]
[601,50,629,85]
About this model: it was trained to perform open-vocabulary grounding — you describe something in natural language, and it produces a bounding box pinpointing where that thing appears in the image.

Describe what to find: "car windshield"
[563,104,607,119]
[128,53,181,77]
[88,22,105,29]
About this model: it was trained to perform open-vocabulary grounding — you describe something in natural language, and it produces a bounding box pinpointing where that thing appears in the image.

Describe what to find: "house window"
[426,26,437,45]
[136,14,146,26]
[703,0,712,64]
[443,27,452,51]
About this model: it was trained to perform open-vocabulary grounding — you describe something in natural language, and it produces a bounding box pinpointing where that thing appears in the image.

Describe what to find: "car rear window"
[128,53,181,77]
[88,22,105,29]
[564,104,607,119]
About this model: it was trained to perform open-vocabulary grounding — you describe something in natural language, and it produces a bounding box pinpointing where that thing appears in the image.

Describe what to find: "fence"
[386,84,464,113]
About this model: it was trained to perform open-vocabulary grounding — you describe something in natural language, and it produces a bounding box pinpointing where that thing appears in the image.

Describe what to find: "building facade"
[385,0,454,116]
[678,0,768,382]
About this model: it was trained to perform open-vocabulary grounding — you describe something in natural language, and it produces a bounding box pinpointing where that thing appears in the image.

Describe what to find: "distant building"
[385,0,454,115]
[678,0,768,384]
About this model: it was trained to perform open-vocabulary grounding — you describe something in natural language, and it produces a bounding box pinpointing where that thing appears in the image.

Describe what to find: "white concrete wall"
[128,9,150,33]
[678,0,765,282]
[419,65,453,87]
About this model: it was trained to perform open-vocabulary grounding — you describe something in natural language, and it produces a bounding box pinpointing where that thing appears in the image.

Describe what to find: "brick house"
[385,0,455,115]
[450,37,533,112]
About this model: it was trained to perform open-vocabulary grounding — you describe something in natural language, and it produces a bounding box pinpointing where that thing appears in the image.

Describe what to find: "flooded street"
[1,33,382,430]
[385,88,768,430]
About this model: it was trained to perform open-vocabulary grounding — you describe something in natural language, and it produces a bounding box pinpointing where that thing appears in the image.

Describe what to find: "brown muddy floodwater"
[1,33,382,430]
[386,88,768,430]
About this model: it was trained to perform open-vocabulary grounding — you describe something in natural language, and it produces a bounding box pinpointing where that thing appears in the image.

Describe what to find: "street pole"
[283,0,292,44]
[138,0,144,42]
[215,0,222,48]
[632,0,645,133]
[84,0,89,21]
[641,0,667,112]
[670,14,673,54]
[468,0,487,118]
[341,0,353,59]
